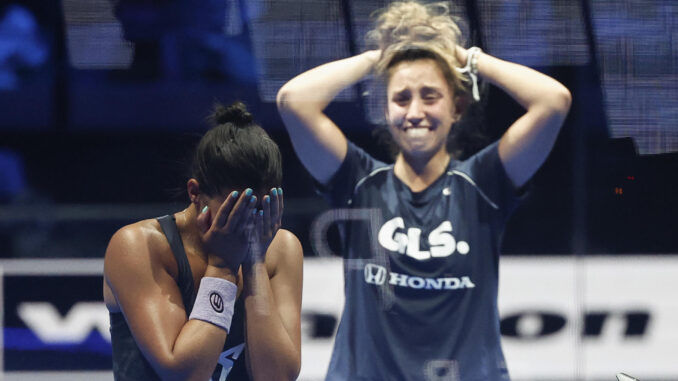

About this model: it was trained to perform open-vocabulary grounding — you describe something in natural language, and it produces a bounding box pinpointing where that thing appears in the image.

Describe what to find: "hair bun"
[212,101,253,127]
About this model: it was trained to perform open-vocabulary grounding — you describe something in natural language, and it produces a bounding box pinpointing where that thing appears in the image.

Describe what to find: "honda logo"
[364,264,387,285]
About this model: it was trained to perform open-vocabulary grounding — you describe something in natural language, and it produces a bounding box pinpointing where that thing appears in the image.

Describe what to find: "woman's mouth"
[403,126,434,137]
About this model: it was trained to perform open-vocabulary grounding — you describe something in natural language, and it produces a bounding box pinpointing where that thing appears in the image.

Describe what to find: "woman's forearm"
[242,263,300,381]
[276,50,380,183]
[277,50,380,115]
[458,47,572,187]
[474,49,571,116]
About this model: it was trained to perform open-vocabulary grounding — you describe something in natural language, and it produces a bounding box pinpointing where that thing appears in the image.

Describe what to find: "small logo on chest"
[377,217,469,260]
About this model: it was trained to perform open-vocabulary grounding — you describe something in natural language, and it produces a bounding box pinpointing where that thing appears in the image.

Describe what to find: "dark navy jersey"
[110,215,249,381]
[320,141,519,381]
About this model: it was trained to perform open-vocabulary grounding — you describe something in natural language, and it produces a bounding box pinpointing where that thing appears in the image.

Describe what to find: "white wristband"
[189,277,237,332]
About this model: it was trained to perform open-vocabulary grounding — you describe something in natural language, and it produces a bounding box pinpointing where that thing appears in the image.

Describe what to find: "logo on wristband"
[209,292,224,313]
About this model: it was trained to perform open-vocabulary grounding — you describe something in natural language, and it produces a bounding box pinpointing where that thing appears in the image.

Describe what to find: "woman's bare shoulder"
[266,229,303,277]
[103,217,177,282]
[105,219,165,258]
[103,218,171,310]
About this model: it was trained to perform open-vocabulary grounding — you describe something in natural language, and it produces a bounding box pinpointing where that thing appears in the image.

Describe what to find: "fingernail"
[201,206,208,214]
[250,195,257,203]
[259,210,264,216]
[278,188,283,196]
[252,209,257,215]
[245,188,253,196]
[265,195,270,203]
[231,191,239,198]
[271,188,277,196]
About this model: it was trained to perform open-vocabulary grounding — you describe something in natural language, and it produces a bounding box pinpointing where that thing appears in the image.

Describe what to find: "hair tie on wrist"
[456,46,482,101]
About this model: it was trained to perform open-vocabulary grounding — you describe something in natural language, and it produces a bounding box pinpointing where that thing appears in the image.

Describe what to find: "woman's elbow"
[276,85,299,114]
[152,356,211,381]
[276,353,301,381]
[276,86,289,110]
[280,365,301,381]
[287,353,302,381]
[253,353,301,381]
[552,85,572,116]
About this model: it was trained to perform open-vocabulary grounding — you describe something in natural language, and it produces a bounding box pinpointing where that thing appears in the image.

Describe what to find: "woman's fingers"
[246,205,257,235]
[213,190,240,229]
[237,192,258,231]
[208,187,284,248]
[223,189,257,232]
[197,205,211,234]
[249,209,265,262]
[263,192,272,236]
[269,188,281,226]
[277,187,284,222]
[255,208,264,239]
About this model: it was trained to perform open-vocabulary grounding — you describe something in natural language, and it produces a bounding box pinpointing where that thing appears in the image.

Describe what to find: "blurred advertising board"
[1,256,677,380]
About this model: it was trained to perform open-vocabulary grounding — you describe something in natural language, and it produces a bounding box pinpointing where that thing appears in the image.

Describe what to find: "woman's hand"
[246,188,284,268]
[364,49,381,66]
[454,45,469,67]
[197,190,257,273]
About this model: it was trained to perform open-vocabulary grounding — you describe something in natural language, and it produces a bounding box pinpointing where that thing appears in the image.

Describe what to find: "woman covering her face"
[277,1,571,380]
[104,102,302,381]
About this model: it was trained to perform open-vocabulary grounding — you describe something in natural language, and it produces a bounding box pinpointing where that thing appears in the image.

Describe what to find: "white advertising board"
[300,256,678,381]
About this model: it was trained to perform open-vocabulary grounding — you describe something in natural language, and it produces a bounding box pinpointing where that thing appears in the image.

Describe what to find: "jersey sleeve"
[456,140,524,218]
[315,141,387,207]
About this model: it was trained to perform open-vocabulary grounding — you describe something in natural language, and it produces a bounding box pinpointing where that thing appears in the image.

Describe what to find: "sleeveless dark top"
[110,215,250,380]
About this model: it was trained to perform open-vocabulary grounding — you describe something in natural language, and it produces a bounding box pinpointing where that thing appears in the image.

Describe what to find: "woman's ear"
[187,179,201,206]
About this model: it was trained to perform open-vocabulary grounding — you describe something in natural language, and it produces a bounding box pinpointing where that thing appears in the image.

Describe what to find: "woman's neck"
[174,205,207,260]
[393,149,450,192]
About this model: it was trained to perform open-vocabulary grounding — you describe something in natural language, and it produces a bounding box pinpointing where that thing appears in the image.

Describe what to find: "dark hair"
[190,101,282,197]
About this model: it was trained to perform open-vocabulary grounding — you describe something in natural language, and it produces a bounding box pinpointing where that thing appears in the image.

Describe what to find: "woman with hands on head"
[104,101,302,381]
[277,1,571,380]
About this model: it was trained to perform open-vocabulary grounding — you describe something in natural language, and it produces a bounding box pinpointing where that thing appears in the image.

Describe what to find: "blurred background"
[0,0,676,380]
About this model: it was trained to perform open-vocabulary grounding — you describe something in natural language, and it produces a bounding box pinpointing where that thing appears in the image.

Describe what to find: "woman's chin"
[399,144,437,160]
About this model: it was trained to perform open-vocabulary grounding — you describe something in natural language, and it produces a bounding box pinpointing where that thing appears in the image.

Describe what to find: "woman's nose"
[406,98,425,125]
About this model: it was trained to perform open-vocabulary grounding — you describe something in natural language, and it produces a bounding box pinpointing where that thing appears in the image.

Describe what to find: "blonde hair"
[366,1,469,96]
